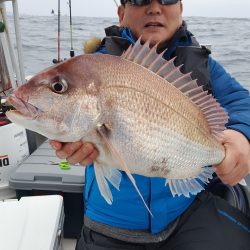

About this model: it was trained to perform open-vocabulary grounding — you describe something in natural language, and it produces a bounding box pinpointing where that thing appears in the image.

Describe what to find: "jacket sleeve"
[209,56,250,140]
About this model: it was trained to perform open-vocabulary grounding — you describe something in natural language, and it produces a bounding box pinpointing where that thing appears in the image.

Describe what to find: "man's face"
[118,0,183,45]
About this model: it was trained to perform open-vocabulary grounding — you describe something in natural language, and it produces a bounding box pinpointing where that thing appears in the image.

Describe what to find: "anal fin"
[167,167,214,198]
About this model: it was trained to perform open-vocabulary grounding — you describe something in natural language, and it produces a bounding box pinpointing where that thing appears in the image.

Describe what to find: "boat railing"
[0,0,25,92]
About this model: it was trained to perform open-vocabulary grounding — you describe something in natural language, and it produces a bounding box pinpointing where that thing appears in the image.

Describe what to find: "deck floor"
[62,238,77,250]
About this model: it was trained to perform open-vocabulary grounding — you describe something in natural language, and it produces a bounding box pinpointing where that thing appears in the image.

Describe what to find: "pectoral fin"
[97,124,153,217]
[94,161,122,204]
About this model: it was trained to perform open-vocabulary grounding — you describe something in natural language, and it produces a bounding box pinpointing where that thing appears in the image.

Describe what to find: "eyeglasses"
[124,0,179,6]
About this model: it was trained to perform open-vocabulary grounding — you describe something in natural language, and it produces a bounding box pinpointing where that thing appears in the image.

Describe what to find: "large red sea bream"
[7,39,228,214]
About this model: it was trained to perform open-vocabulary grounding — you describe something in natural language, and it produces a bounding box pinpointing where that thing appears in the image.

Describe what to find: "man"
[51,0,250,249]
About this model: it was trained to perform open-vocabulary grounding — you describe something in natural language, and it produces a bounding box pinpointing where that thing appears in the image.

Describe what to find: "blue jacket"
[84,27,250,234]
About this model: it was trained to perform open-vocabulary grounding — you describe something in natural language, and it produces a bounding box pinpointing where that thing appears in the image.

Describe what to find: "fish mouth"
[144,22,165,28]
[7,94,42,119]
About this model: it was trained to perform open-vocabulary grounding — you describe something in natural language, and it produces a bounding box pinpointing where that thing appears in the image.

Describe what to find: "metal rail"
[0,0,25,89]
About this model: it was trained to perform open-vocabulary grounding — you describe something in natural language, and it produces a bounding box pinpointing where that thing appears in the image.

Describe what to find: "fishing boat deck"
[1,139,82,249]
[62,238,77,249]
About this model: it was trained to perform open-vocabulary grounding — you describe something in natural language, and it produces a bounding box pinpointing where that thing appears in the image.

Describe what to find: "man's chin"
[141,32,169,46]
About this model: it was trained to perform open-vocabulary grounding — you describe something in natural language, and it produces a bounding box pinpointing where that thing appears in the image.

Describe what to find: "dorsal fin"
[121,39,228,137]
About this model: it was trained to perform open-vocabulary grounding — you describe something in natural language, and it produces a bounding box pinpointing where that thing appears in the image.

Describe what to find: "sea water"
[6,15,250,90]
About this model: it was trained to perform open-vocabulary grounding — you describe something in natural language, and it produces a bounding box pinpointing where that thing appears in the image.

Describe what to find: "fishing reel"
[52,58,67,64]
[52,50,75,64]
[0,96,13,126]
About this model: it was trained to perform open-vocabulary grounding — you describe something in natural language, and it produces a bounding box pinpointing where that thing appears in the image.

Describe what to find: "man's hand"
[49,140,99,166]
[215,129,250,186]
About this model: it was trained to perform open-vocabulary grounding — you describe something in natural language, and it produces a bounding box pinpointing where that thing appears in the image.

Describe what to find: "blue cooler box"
[9,140,85,239]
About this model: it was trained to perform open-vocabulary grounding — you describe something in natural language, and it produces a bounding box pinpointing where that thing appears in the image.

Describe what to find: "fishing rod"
[52,0,61,64]
[68,0,74,57]
[113,0,119,7]
[58,0,61,62]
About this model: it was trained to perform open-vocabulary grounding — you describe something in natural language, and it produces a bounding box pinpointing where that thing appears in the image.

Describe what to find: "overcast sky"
[4,0,250,18]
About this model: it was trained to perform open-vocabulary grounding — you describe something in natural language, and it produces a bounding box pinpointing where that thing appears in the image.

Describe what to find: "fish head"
[7,55,102,142]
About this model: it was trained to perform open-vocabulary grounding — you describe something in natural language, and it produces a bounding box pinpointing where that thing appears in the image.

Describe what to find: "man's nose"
[146,0,162,15]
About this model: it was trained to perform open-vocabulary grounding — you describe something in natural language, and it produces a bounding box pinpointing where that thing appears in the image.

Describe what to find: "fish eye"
[50,79,68,94]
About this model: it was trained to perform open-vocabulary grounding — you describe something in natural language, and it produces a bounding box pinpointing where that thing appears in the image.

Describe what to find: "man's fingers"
[56,141,83,159]
[221,172,247,186]
[66,142,97,165]
[81,149,99,166]
[215,145,243,186]
[88,149,99,162]
[216,164,245,185]
[213,130,250,186]
[49,140,63,151]
[215,152,237,176]
[50,140,98,165]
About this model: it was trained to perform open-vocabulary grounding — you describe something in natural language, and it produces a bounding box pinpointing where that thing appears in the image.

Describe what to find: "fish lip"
[7,94,42,119]
[6,109,33,120]
[144,22,165,28]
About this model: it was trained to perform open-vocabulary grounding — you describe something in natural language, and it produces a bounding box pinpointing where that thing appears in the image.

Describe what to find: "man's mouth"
[145,22,164,28]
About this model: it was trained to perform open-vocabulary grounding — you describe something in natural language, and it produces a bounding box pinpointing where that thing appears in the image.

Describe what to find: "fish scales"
[6,39,228,212]
[99,85,223,178]
[100,56,210,137]
[97,55,223,154]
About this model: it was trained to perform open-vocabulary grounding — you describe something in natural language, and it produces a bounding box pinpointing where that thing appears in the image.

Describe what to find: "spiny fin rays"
[121,39,228,138]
